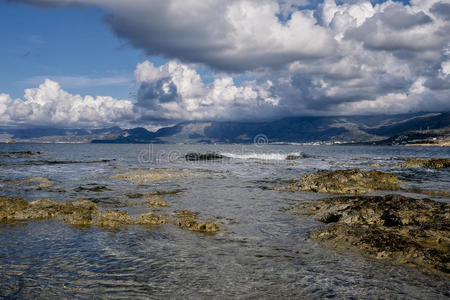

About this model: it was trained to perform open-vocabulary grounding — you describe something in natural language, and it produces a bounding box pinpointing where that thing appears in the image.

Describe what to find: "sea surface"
[0,143,449,299]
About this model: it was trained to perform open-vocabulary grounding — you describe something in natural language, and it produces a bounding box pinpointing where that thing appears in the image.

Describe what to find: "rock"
[134,213,168,225]
[286,153,310,160]
[6,198,71,221]
[185,152,223,161]
[146,197,168,207]
[0,196,29,222]
[74,185,111,192]
[369,163,381,167]
[173,209,219,233]
[112,168,193,183]
[290,194,449,274]
[94,210,132,228]
[63,200,98,226]
[280,169,401,194]
[396,158,450,169]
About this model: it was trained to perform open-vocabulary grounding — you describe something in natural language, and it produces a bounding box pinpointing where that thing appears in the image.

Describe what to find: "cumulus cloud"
[4,0,450,126]
[0,79,134,127]
[134,60,281,121]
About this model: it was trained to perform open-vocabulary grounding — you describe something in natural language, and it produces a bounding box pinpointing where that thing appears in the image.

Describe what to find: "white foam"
[220,152,305,161]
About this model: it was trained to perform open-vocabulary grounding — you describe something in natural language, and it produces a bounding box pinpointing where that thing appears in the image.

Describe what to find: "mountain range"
[0,112,449,145]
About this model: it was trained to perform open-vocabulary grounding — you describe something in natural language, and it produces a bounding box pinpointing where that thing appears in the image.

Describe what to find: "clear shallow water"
[0,143,449,299]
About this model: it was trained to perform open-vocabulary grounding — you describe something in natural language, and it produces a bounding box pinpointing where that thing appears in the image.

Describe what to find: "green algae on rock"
[278,169,401,194]
[289,194,449,274]
[135,213,168,225]
[396,158,450,169]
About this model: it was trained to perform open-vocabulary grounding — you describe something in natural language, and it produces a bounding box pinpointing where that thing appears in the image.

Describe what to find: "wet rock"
[396,158,450,169]
[0,196,29,222]
[279,169,401,194]
[94,210,132,228]
[290,194,449,274]
[134,213,168,225]
[173,209,219,233]
[63,200,98,226]
[112,168,193,183]
[369,163,381,167]
[146,197,168,207]
[185,152,223,161]
[5,198,71,221]
[74,185,111,192]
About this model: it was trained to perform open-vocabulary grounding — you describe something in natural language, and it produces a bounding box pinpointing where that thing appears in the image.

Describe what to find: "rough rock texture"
[1,196,220,233]
[63,200,99,226]
[146,197,168,207]
[396,158,450,169]
[0,196,29,222]
[173,209,219,233]
[94,210,132,229]
[112,168,193,183]
[280,169,401,194]
[135,213,168,225]
[290,194,449,274]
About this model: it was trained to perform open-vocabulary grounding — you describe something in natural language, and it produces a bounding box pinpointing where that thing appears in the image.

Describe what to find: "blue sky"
[0,1,142,99]
[0,0,448,128]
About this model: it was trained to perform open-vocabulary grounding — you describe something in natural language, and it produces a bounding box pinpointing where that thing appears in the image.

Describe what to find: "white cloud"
[0,79,134,127]
[4,0,450,125]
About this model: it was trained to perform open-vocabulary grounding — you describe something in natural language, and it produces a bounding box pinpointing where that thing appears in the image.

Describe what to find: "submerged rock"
[279,169,401,194]
[396,158,450,169]
[185,152,223,161]
[112,168,193,183]
[146,196,169,207]
[173,209,219,233]
[290,194,449,274]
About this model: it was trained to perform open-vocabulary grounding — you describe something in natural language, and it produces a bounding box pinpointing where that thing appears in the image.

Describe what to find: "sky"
[0,0,449,129]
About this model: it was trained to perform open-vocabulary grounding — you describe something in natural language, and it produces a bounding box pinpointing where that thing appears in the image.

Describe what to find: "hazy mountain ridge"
[1,112,449,144]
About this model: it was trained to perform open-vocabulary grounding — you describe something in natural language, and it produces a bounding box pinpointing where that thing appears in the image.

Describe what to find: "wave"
[220,152,308,161]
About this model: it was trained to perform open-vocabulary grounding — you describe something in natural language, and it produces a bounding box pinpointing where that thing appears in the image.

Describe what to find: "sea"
[0,143,449,299]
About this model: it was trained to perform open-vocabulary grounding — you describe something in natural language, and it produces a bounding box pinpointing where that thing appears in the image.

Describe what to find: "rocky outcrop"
[279,169,401,194]
[185,152,223,161]
[0,196,219,233]
[289,194,449,274]
[396,158,450,169]
[173,209,219,233]
[112,168,194,183]
[135,213,168,225]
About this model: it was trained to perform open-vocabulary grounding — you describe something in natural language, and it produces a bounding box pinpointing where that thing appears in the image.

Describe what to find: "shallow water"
[0,143,449,299]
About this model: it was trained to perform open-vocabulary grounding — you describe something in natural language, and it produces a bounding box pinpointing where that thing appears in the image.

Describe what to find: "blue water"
[0,143,449,299]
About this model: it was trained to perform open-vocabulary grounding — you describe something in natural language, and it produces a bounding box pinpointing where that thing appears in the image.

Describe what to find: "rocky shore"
[0,196,219,233]
[395,158,450,169]
[288,194,449,274]
[277,169,402,194]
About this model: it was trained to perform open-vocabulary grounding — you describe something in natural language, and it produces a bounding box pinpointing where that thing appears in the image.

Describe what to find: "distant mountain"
[1,112,449,144]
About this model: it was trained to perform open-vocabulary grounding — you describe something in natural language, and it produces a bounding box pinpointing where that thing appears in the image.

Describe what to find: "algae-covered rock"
[94,210,132,228]
[134,213,168,225]
[0,196,29,222]
[290,194,449,274]
[146,197,168,207]
[280,169,401,194]
[396,158,450,169]
[112,168,193,183]
[173,209,219,233]
[63,200,98,226]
